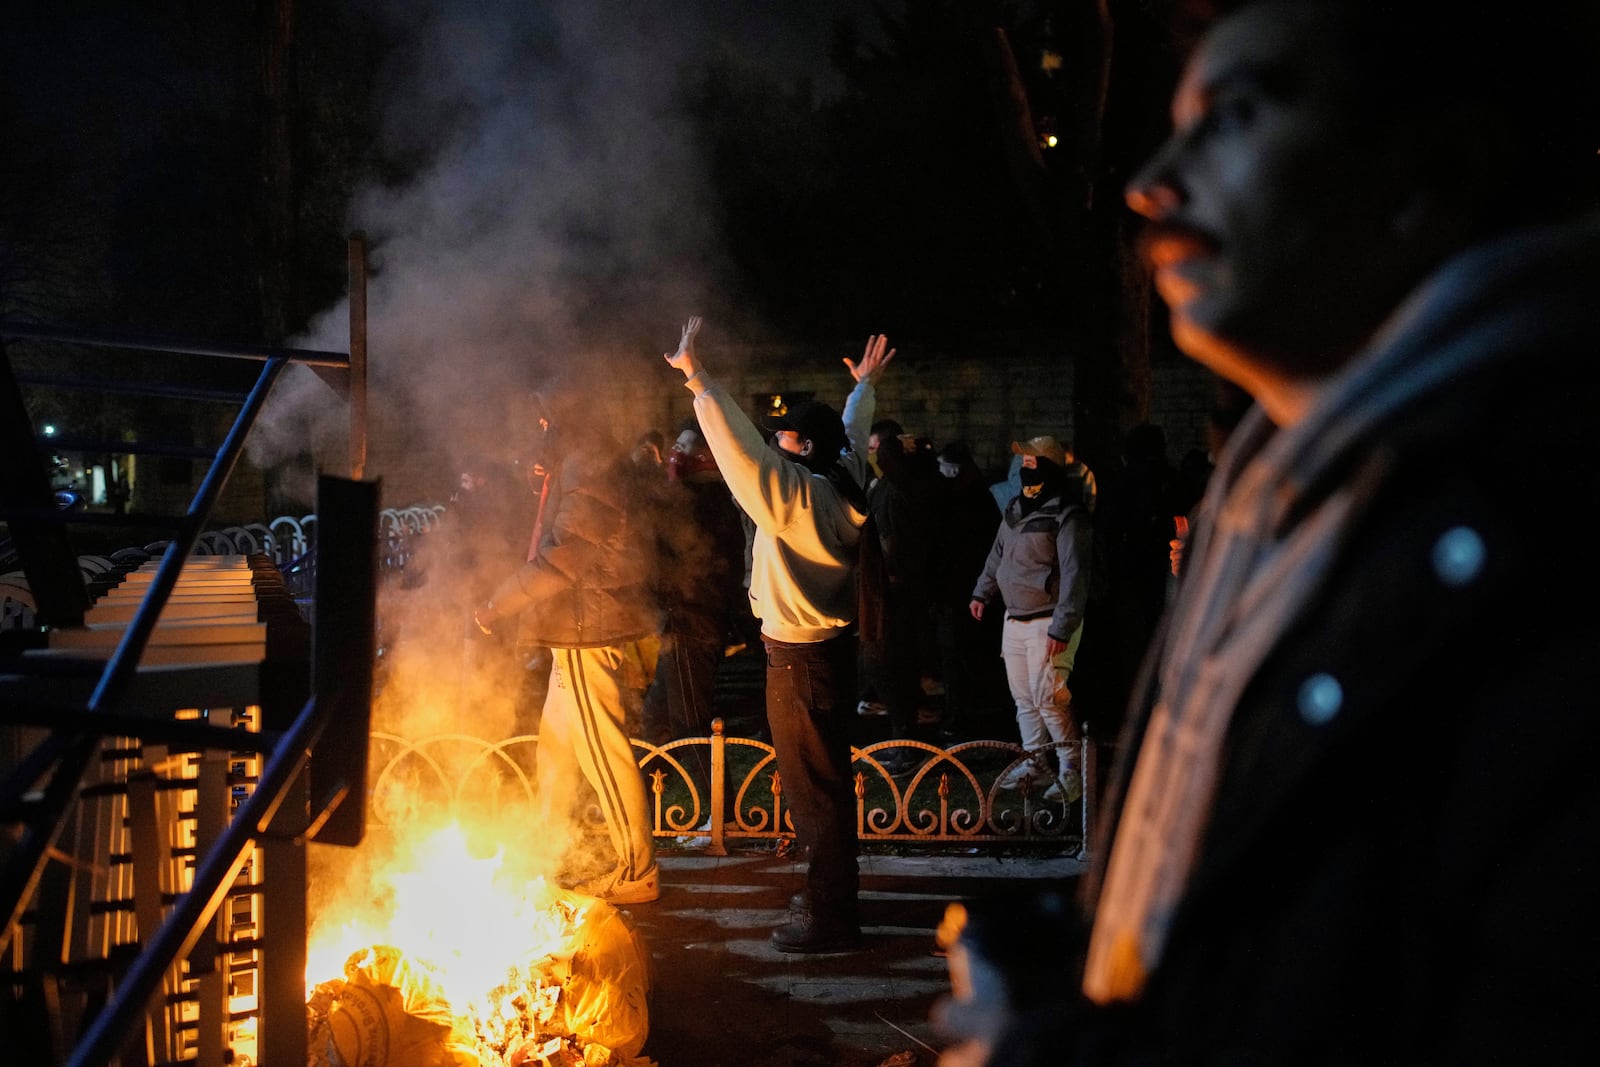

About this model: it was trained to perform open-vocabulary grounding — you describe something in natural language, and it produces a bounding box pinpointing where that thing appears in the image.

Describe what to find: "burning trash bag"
[308,888,653,1067]
[479,887,654,1065]
[307,944,478,1067]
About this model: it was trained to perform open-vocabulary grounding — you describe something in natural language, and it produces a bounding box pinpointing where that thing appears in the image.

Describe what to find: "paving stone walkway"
[628,849,1085,1067]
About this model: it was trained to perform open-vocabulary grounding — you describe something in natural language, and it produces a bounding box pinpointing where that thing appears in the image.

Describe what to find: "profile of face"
[668,429,719,481]
[673,429,705,457]
[772,429,812,458]
[525,411,558,474]
[1125,2,1428,391]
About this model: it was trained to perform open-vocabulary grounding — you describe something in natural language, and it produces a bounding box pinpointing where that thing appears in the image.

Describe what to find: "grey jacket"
[971,494,1092,643]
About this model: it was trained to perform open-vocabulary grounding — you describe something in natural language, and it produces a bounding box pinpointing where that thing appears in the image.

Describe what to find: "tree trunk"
[981,7,1148,477]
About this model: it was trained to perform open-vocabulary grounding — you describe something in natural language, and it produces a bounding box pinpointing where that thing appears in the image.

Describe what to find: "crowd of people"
[450,327,1194,916]
[441,0,1600,1058]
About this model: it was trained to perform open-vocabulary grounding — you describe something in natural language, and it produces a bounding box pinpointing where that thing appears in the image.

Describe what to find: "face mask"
[667,449,717,482]
[1020,464,1049,501]
[772,432,811,458]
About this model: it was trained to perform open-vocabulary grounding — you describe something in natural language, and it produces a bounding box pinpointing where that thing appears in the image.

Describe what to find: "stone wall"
[632,335,1223,483]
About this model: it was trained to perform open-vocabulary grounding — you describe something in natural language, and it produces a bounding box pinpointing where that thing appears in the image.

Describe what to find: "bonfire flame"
[306,824,653,1067]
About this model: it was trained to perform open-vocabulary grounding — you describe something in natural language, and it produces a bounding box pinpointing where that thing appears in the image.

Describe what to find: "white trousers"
[538,645,655,879]
[1001,616,1082,767]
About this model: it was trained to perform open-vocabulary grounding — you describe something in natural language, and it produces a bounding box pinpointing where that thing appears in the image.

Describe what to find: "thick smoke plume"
[252,0,761,504]
[296,0,862,931]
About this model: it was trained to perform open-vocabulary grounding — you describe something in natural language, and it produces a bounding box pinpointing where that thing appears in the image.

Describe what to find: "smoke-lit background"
[260,0,886,503]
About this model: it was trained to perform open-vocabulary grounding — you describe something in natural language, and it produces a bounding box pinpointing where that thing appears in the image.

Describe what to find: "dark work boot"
[771,894,862,954]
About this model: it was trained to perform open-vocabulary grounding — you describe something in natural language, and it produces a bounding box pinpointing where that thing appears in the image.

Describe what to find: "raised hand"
[664,315,704,379]
[843,333,896,384]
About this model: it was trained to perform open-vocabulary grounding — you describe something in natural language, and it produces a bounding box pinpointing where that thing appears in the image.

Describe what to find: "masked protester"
[970,436,1093,801]
[663,316,895,953]
[858,427,934,771]
[473,386,661,905]
[931,442,1005,740]
[640,423,746,805]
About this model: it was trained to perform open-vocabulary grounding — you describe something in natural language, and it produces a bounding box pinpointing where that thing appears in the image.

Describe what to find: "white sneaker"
[856,700,889,717]
[573,864,660,904]
[997,760,1045,790]
[1042,771,1081,803]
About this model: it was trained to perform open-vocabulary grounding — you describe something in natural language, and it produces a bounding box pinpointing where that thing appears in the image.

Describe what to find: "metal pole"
[0,321,349,368]
[709,719,728,856]
[1080,725,1094,859]
[0,702,279,752]
[347,232,368,480]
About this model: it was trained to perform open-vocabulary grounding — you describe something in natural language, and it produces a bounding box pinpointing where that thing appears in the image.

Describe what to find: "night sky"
[3,1,1156,505]
[2,2,896,456]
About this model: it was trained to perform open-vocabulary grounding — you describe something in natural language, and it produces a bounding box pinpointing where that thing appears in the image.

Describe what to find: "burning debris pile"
[304,529,662,1066]
[307,945,473,1066]
[306,827,654,1067]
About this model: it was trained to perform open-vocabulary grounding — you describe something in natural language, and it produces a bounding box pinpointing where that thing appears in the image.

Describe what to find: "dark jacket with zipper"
[1026,219,1600,1066]
[485,446,656,648]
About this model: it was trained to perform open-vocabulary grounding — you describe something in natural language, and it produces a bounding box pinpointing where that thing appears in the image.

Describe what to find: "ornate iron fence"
[5,502,1095,861]
[365,724,1091,857]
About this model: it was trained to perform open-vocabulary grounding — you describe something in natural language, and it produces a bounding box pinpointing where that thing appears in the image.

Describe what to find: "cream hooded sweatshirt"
[686,376,874,644]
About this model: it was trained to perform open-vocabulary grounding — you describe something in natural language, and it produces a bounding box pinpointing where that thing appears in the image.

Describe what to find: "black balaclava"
[793,439,838,474]
[1018,458,1066,514]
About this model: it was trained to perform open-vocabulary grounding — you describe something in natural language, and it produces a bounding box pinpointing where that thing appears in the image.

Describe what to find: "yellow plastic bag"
[309,945,479,1067]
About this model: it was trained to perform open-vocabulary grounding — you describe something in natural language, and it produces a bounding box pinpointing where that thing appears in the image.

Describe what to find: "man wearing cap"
[663,316,894,953]
[970,435,1093,800]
